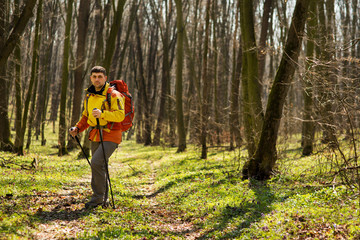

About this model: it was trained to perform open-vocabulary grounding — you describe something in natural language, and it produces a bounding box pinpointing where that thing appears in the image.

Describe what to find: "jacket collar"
[86,82,108,95]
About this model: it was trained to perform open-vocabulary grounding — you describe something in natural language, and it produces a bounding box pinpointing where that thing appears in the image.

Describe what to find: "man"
[69,66,125,208]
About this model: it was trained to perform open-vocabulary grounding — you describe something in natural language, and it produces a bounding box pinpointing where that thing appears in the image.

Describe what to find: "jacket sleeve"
[101,91,125,123]
[76,115,89,133]
[75,97,90,132]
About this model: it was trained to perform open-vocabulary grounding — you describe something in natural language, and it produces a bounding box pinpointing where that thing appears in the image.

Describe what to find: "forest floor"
[1,132,360,239]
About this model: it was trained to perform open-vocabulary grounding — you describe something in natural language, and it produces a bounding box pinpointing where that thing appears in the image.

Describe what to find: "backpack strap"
[85,93,91,116]
[106,87,114,109]
[122,92,133,117]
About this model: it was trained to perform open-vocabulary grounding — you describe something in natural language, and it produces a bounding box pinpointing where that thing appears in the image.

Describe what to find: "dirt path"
[31,154,201,239]
[135,159,201,239]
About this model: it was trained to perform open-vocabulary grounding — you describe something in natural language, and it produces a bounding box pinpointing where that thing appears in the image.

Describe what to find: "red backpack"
[106,80,134,131]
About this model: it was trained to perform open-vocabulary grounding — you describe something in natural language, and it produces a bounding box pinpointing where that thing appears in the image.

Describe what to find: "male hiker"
[69,66,124,208]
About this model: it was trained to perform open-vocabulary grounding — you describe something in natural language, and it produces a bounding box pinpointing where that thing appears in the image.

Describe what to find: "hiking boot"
[84,201,102,209]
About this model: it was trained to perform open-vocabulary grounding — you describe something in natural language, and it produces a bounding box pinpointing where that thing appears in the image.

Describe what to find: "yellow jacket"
[76,83,125,144]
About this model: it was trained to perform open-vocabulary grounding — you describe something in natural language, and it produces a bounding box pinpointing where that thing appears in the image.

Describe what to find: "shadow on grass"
[197,180,284,239]
[34,206,91,222]
[132,172,206,199]
[0,191,91,238]
[133,180,177,199]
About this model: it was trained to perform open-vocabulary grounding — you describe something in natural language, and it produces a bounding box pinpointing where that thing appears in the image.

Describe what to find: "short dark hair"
[91,66,107,76]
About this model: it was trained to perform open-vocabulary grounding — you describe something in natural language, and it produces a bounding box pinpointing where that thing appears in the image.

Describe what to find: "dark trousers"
[89,141,117,203]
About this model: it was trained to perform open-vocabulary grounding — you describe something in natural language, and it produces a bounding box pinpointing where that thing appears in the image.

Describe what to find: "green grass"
[0,130,359,239]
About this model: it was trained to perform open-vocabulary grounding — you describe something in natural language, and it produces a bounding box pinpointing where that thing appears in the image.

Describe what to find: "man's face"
[90,72,107,91]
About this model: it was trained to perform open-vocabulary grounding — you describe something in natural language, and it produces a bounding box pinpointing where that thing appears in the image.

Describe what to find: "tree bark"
[153,0,172,146]
[0,0,38,68]
[317,0,337,146]
[90,0,111,67]
[103,0,126,72]
[174,0,187,153]
[135,16,151,146]
[68,0,91,150]
[184,0,202,144]
[13,0,43,154]
[26,0,43,150]
[258,0,273,86]
[115,1,138,79]
[302,0,316,156]
[212,0,221,145]
[239,0,264,158]
[0,0,37,151]
[243,0,309,180]
[229,0,241,151]
[58,0,74,156]
[13,0,23,153]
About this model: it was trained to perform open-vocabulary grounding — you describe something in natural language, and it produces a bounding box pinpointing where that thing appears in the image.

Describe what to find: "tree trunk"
[258,0,273,86]
[135,16,151,146]
[199,0,211,158]
[0,0,37,68]
[147,26,159,121]
[13,0,23,153]
[90,0,111,67]
[243,0,309,180]
[103,0,126,72]
[174,0,187,153]
[153,1,172,146]
[218,0,230,127]
[229,0,241,151]
[14,0,43,154]
[211,0,221,145]
[302,0,316,156]
[115,1,138,79]
[184,0,202,145]
[239,0,264,158]
[317,0,337,147]
[35,2,56,140]
[0,0,37,151]
[68,0,91,150]
[25,0,43,150]
[14,29,22,153]
[58,0,74,156]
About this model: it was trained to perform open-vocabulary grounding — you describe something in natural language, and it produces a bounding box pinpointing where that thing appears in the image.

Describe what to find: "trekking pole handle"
[69,127,79,138]
[93,108,101,119]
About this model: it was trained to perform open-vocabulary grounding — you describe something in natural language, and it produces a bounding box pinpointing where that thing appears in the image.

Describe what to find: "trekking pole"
[69,128,91,167]
[94,109,115,209]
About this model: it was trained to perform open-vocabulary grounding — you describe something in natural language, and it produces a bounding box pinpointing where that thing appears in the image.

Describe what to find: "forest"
[0,0,360,238]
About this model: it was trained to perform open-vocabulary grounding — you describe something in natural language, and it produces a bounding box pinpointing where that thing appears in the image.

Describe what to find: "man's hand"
[92,108,102,118]
[69,127,79,137]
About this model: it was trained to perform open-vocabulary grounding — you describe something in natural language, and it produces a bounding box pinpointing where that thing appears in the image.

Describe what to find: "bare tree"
[302,0,316,156]
[152,0,174,146]
[229,0,241,150]
[135,15,151,146]
[0,0,37,151]
[174,0,187,153]
[258,0,273,86]
[239,0,264,158]
[243,0,310,180]
[58,0,74,156]
[25,0,43,150]
[68,0,91,150]
[102,0,126,72]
